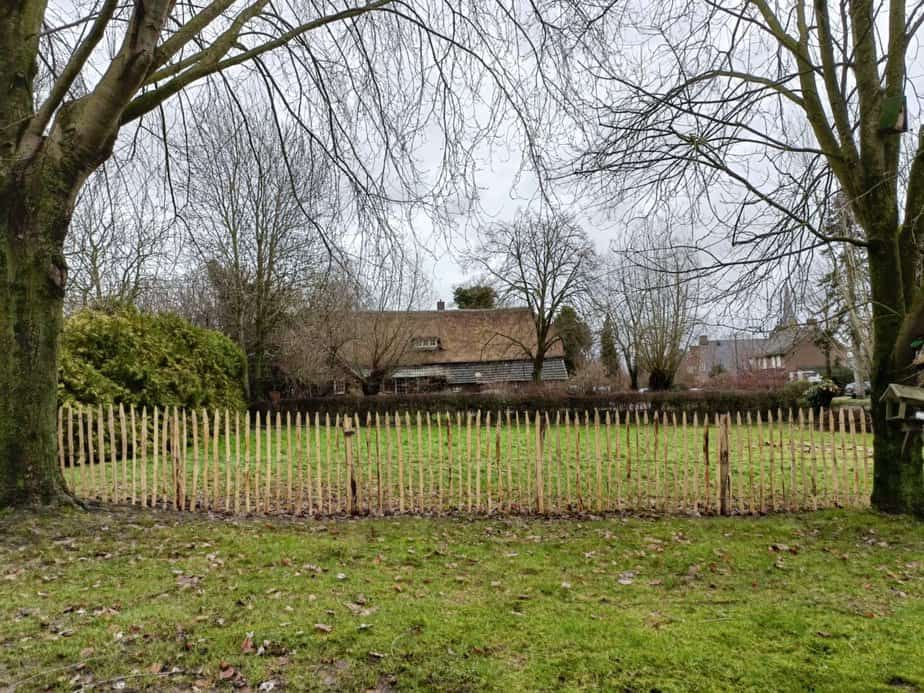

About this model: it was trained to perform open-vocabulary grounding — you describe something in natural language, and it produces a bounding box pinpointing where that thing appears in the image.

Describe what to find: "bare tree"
[182,101,333,400]
[140,264,224,330]
[278,252,429,395]
[0,0,548,504]
[601,226,700,391]
[555,0,924,513]
[821,196,874,394]
[466,211,597,382]
[64,158,174,311]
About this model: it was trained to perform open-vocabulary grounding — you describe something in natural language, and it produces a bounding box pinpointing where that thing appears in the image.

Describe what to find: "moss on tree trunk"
[0,208,71,506]
[867,234,924,515]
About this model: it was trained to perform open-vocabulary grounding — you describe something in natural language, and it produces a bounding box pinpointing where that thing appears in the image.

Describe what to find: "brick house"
[679,322,845,386]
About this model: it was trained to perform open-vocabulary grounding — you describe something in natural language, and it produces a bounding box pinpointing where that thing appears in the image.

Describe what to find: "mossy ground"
[1,508,921,691]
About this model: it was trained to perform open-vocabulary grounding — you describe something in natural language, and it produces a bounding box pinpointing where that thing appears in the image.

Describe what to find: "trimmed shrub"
[799,379,841,410]
[59,305,246,411]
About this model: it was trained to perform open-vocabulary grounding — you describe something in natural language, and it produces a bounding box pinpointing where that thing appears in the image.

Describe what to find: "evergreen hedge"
[59,305,246,411]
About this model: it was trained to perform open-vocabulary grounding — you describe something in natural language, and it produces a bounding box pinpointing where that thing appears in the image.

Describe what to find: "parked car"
[844,381,871,398]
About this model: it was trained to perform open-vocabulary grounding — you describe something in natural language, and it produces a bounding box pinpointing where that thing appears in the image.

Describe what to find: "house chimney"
[698,335,709,346]
[437,300,445,311]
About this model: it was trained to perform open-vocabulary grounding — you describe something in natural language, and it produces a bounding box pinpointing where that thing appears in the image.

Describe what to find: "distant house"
[679,322,844,386]
[333,302,568,394]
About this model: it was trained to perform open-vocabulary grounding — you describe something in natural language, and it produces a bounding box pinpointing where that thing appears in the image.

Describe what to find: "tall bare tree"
[559,0,924,514]
[64,156,174,311]
[278,253,429,395]
[600,226,700,391]
[821,195,874,394]
[0,0,546,505]
[466,211,597,382]
[182,102,333,400]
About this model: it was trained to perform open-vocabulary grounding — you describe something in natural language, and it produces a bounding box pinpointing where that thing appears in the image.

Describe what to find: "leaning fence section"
[57,405,873,517]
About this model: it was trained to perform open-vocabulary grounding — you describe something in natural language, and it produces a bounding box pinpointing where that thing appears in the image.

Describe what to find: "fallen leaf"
[314,623,332,633]
[241,632,255,654]
[176,574,201,590]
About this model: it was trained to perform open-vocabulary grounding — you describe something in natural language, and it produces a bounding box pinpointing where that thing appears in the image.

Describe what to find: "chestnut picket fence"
[57,405,873,516]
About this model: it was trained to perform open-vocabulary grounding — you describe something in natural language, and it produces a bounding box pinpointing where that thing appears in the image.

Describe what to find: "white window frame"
[412,336,440,351]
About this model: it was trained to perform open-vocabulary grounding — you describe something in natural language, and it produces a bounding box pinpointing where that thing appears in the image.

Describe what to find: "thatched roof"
[354,306,564,366]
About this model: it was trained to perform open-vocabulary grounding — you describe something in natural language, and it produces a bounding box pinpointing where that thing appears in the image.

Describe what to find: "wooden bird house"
[880,383,924,430]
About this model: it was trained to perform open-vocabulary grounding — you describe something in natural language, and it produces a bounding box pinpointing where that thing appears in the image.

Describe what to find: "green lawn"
[1,507,921,691]
[61,408,874,516]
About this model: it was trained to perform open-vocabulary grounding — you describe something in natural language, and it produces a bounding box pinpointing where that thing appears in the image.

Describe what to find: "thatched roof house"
[336,303,568,394]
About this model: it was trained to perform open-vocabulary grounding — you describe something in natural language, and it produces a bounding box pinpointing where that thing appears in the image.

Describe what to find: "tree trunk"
[868,235,924,515]
[0,208,71,506]
[647,368,673,391]
[532,351,545,383]
[628,366,639,391]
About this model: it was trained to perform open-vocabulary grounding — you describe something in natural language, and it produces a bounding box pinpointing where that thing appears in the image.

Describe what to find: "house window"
[333,380,346,395]
[412,336,441,351]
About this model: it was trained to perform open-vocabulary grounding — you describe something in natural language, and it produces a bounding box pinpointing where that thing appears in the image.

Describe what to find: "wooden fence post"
[859,407,869,504]
[427,412,435,509]
[286,412,293,512]
[397,412,405,513]
[161,407,170,510]
[295,412,304,514]
[417,411,425,512]
[129,405,137,506]
[475,410,482,512]
[344,415,356,515]
[315,412,323,514]
[234,412,241,515]
[244,411,251,513]
[119,404,128,502]
[719,414,730,516]
[265,411,274,513]
[224,409,232,512]
[465,411,473,512]
[139,407,147,507]
[324,414,334,515]
[798,409,807,510]
[172,407,181,510]
[107,404,117,502]
[375,413,383,514]
[594,409,603,512]
[97,405,107,503]
[702,415,710,514]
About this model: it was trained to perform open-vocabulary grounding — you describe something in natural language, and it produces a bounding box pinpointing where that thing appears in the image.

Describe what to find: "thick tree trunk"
[868,235,924,515]
[0,210,70,505]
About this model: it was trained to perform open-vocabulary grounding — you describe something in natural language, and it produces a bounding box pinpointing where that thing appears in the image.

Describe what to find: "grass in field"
[63,412,875,515]
[1,507,922,691]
